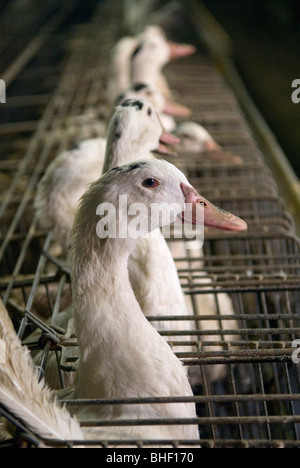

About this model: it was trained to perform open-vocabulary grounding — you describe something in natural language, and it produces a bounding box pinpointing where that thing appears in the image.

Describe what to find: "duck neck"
[131,59,160,86]
[102,132,153,174]
[72,235,144,399]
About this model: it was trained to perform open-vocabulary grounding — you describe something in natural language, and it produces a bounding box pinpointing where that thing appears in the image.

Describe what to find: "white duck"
[34,99,177,252]
[107,24,195,103]
[64,158,246,441]
[173,122,243,165]
[174,122,221,153]
[26,161,216,443]
[3,162,246,443]
[135,25,196,100]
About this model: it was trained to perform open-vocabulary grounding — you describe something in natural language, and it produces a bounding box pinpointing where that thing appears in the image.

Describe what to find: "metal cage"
[1,0,300,448]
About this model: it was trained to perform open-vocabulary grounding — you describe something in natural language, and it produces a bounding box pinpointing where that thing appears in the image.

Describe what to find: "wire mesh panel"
[1,0,300,449]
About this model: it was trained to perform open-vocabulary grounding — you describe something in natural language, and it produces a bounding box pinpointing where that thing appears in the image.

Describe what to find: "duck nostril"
[198,200,207,207]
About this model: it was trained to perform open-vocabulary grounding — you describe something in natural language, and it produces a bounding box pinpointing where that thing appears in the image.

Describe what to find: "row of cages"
[0,0,300,448]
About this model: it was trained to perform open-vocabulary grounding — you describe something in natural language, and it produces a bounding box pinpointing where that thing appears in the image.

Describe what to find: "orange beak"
[163,100,192,117]
[156,130,180,156]
[180,183,248,231]
[168,41,196,60]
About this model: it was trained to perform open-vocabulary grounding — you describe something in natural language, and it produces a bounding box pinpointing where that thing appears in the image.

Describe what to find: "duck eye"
[147,108,152,116]
[142,178,160,189]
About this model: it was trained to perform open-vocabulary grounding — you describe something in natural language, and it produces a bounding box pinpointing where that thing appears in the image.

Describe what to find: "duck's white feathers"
[113,83,176,132]
[174,122,220,153]
[128,230,193,338]
[34,102,163,250]
[34,138,106,249]
[107,36,138,101]
[0,300,84,442]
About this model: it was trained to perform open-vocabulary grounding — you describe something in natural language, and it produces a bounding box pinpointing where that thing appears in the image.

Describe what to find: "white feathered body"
[69,166,200,441]
[0,300,84,443]
[128,229,194,339]
[72,281,198,440]
[34,138,106,249]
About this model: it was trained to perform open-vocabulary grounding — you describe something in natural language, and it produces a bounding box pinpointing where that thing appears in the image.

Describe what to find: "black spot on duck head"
[108,162,149,175]
[127,162,149,172]
[131,43,144,60]
[131,83,148,93]
[108,166,123,173]
[121,99,144,111]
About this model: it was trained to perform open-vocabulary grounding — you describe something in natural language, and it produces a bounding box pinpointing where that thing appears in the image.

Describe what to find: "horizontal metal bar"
[0,274,58,290]
[41,438,300,448]
[80,415,300,428]
[42,439,201,448]
[56,344,299,371]
[63,394,300,407]
[200,440,300,448]
[81,417,201,428]
[2,94,51,108]
[184,285,300,294]
[159,328,300,337]
[147,314,300,322]
[0,121,38,135]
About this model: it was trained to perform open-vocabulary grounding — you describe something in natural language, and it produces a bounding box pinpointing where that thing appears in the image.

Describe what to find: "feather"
[0,299,15,336]
[0,302,84,443]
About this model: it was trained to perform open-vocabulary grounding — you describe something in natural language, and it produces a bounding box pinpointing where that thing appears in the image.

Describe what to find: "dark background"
[201,0,300,177]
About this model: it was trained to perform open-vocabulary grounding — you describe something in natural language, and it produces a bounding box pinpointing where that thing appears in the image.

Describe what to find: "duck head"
[174,122,220,153]
[131,26,195,74]
[105,99,180,169]
[89,159,248,242]
[141,25,196,61]
[114,83,192,119]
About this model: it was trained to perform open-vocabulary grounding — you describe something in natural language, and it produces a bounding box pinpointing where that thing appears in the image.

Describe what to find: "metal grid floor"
[1,0,300,448]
